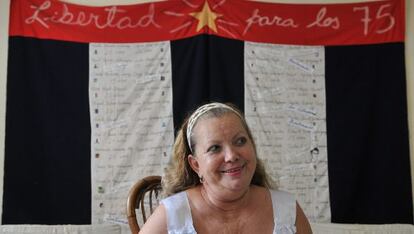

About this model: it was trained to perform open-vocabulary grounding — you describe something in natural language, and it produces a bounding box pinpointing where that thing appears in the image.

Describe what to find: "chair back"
[126,175,162,234]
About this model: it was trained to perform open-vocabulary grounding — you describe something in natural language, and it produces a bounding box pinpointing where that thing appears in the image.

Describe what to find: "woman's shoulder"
[161,190,191,213]
[139,202,168,234]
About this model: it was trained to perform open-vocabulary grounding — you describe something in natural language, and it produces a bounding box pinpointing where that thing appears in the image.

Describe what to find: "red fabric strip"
[9,0,404,45]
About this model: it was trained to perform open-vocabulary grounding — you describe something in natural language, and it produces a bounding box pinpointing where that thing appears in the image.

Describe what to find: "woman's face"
[188,112,257,195]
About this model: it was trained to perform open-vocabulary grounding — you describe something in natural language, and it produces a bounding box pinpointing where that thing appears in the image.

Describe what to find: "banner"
[4,0,412,226]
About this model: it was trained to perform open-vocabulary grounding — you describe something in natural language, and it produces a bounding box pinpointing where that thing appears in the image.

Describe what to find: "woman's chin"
[221,178,250,191]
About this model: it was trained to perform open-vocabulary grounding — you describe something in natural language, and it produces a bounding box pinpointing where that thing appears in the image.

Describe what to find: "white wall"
[0,0,412,224]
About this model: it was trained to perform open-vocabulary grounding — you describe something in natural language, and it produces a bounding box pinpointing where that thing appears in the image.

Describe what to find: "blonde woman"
[140,102,312,234]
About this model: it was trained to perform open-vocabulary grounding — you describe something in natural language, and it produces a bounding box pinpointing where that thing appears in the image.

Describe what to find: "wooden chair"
[126,175,162,234]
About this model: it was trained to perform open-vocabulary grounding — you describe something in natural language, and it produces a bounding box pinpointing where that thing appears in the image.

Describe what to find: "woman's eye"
[207,145,221,153]
[235,137,247,146]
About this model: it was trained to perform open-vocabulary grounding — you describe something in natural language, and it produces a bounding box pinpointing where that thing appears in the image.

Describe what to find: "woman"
[140,102,312,234]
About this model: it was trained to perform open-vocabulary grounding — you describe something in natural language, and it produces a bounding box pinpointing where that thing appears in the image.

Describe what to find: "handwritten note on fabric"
[89,42,174,224]
[245,42,330,221]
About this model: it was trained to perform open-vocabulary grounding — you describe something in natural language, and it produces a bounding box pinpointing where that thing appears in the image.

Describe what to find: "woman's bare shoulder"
[296,202,313,234]
[138,203,168,234]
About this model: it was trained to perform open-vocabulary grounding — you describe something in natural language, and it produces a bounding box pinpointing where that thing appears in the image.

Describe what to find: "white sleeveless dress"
[161,189,297,234]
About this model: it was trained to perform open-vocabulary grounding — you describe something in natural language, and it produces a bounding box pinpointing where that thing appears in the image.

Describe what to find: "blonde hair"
[162,102,275,196]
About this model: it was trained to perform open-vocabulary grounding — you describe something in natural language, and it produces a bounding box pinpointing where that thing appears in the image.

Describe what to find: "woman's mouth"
[220,163,246,174]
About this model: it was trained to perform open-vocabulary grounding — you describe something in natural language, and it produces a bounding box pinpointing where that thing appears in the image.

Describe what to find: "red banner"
[9,0,404,45]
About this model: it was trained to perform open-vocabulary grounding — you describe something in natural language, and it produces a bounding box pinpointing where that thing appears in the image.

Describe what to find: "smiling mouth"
[220,163,246,173]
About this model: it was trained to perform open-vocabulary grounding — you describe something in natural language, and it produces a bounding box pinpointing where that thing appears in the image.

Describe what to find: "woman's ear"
[188,154,199,174]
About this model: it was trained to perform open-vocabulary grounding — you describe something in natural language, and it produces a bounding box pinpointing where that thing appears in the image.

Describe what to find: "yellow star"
[190,1,221,33]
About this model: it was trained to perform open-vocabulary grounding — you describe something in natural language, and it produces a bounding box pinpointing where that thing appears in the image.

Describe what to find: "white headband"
[186,102,242,153]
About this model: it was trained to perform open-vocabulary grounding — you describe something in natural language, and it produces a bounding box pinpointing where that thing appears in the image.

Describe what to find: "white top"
[161,189,297,234]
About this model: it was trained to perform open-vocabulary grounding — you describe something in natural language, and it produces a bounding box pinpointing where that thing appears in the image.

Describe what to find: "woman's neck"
[199,185,252,214]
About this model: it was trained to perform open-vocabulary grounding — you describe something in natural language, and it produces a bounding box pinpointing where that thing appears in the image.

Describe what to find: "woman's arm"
[138,204,168,234]
[295,202,313,234]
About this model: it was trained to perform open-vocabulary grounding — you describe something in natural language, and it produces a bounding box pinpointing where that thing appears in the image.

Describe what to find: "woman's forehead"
[193,113,245,136]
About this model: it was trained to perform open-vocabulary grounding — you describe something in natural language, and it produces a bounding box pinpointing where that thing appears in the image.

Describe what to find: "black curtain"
[3,37,91,224]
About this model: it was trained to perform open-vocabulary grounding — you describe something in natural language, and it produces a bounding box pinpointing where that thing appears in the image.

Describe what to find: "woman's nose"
[224,146,239,162]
